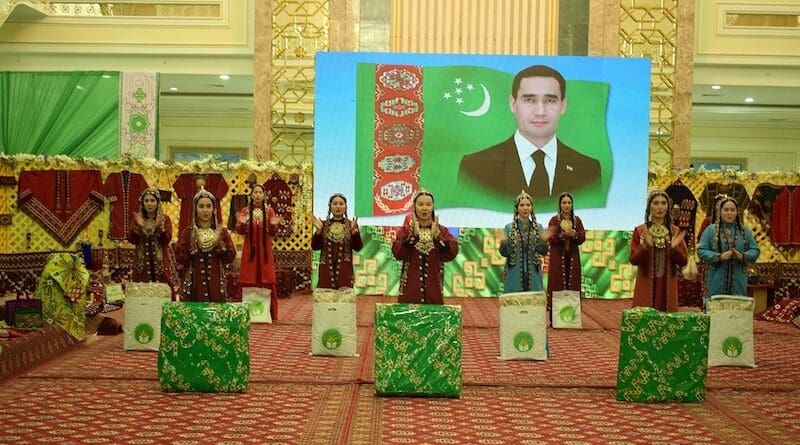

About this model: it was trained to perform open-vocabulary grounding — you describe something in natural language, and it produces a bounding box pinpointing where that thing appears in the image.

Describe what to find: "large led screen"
[314,52,650,230]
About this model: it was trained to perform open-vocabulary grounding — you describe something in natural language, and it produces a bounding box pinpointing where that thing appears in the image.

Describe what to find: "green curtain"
[0,71,119,157]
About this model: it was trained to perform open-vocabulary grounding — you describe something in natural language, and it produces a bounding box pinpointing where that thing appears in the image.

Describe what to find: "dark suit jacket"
[458,137,601,202]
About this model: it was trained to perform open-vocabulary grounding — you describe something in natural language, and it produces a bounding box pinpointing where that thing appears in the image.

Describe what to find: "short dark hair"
[511,65,566,99]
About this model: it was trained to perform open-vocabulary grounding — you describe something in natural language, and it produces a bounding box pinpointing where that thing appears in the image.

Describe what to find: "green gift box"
[158,302,250,393]
[374,303,462,397]
[616,307,710,403]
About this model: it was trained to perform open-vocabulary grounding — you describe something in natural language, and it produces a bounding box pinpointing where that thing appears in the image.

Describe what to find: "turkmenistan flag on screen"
[355,63,611,217]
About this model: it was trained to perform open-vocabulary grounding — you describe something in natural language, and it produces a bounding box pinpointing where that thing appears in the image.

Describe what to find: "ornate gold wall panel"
[268,0,329,166]
[591,0,693,170]
[390,0,559,54]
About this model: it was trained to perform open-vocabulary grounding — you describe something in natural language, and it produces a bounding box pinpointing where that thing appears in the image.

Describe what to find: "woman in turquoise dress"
[499,191,552,293]
[697,196,760,297]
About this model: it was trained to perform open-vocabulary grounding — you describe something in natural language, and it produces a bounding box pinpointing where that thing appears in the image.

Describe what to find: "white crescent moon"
[459,83,491,117]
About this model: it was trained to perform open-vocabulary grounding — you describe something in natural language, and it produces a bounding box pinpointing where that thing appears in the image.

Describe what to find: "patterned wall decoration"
[270,0,329,166]
[0,155,312,260]
[120,72,158,159]
[619,0,677,169]
[651,168,800,265]
[617,0,694,170]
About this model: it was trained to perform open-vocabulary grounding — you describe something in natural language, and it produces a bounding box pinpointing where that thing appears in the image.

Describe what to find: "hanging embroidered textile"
[17,170,104,246]
[172,173,229,234]
[103,170,150,240]
[263,173,293,236]
[120,72,158,158]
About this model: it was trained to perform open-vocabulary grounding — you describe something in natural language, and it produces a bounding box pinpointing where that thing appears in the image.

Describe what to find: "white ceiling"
[692,84,800,129]
[157,74,800,130]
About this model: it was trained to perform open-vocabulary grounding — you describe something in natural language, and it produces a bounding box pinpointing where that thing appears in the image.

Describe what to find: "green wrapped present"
[158,302,250,393]
[36,253,89,341]
[374,303,462,397]
[616,307,710,403]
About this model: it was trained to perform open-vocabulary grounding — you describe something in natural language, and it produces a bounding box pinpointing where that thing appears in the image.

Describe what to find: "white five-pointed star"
[443,92,452,99]
[455,87,463,95]
[454,78,463,85]
[456,97,464,104]
[466,84,475,91]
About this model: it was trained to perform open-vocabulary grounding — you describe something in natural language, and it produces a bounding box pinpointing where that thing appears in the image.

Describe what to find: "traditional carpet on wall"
[345,385,783,445]
[0,379,354,445]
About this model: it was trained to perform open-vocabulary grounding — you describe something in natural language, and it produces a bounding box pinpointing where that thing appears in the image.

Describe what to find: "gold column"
[330,0,360,51]
[253,0,273,161]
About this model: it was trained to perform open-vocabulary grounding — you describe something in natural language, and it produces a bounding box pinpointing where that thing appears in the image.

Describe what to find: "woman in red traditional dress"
[630,190,688,312]
[175,188,237,302]
[312,194,363,289]
[392,190,459,304]
[235,184,280,320]
[546,192,586,308]
[127,188,180,297]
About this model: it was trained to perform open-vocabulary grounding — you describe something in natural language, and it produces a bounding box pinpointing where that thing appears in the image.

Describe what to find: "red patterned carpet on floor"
[2,295,798,444]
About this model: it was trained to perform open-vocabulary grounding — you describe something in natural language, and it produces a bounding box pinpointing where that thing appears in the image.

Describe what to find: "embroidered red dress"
[17,170,104,246]
[235,206,279,321]
[127,214,180,296]
[175,226,236,302]
[392,224,459,304]
[103,171,149,240]
[629,224,688,312]
[546,214,586,307]
[311,219,363,289]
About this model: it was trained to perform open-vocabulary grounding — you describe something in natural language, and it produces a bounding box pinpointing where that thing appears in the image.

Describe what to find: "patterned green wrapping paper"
[616,307,710,403]
[158,302,250,393]
[37,253,89,341]
[374,303,462,397]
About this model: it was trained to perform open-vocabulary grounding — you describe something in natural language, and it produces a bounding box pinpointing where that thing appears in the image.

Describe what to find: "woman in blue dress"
[499,191,552,293]
[697,196,760,297]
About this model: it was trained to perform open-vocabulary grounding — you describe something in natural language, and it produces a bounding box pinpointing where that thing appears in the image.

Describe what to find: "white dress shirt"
[514,131,557,194]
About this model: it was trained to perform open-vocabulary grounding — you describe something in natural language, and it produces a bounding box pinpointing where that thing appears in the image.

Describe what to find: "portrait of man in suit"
[457,65,601,205]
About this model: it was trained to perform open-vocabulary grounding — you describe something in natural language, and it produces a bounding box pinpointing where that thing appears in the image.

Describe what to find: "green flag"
[356,63,611,216]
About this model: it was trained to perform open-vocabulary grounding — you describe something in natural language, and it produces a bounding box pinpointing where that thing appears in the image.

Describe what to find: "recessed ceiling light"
[711,85,721,90]
[219,74,230,80]
[169,87,178,91]
[744,97,754,103]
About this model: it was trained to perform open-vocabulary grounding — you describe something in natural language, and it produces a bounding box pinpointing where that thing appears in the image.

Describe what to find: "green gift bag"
[374,303,462,397]
[616,307,710,403]
[158,302,250,393]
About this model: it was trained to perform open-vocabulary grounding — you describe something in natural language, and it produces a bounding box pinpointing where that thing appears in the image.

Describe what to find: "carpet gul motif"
[704,389,800,444]
[346,385,773,445]
[0,379,353,445]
